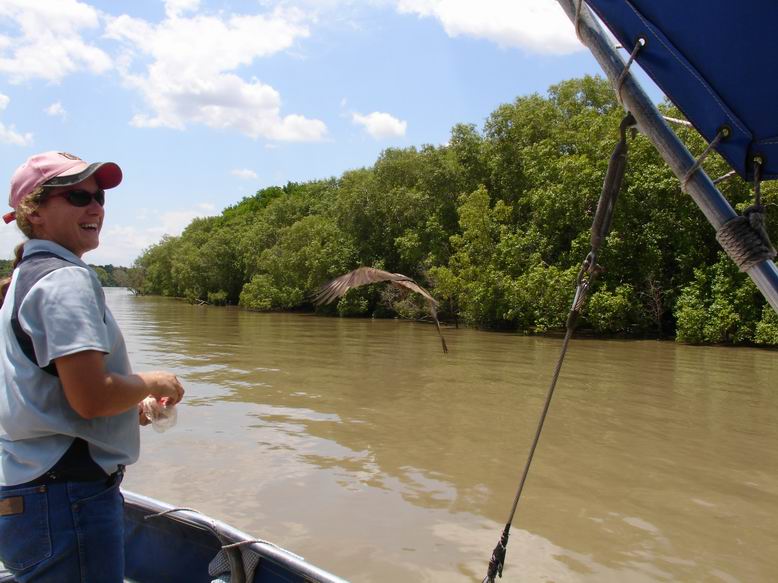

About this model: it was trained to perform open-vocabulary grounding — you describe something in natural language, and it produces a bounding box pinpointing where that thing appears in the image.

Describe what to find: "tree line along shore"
[10,77,778,346]
[0,260,132,289]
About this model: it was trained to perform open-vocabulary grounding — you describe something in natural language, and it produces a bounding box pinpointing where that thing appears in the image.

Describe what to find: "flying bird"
[313,267,448,354]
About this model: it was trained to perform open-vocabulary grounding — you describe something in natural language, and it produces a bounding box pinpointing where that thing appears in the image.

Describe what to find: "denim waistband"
[1,465,124,490]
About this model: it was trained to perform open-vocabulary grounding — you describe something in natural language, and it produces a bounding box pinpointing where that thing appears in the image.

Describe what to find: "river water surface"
[107,288,778,582]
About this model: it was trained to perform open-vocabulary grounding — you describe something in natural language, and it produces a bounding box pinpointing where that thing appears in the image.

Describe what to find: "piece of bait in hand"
[141,396,178,433]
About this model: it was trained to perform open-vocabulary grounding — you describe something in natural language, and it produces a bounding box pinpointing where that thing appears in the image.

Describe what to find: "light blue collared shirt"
[0,239,139,486]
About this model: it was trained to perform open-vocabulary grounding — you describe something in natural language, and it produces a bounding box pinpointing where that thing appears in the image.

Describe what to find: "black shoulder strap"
[11,251,80,377]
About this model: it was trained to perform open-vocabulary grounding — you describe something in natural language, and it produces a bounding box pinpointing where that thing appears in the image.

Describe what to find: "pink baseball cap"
[5,151,122,224]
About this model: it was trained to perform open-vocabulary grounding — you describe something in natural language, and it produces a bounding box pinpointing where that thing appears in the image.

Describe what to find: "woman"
[0,151,185,582]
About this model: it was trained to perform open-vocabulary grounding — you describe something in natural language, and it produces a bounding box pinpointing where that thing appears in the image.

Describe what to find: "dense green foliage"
[90,264,136,288]
[132,76,778,345]
[1,259,131,288]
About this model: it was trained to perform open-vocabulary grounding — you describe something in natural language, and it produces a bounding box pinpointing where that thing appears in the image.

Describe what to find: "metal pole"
[556,0,778,314]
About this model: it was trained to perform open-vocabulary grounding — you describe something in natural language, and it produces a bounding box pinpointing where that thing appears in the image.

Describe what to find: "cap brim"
[44,162,123,190]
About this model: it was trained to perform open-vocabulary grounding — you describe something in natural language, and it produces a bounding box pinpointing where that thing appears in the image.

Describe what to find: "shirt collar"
[23,239,89,269]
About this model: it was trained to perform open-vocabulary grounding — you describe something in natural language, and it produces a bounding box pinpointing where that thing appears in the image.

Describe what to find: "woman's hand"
[137,371,185,406]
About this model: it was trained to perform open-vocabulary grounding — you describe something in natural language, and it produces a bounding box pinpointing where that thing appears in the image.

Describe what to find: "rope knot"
[746,204,767,230]
[483,526,510,582]
[716,206,776,272]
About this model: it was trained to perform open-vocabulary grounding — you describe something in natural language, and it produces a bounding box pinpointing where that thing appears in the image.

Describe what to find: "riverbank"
[126,290,778,348]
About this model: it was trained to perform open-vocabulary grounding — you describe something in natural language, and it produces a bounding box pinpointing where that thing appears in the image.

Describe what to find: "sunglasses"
[45,188,106,207]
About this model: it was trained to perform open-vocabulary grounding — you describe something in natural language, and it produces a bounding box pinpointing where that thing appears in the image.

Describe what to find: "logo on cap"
[58,152,82,161]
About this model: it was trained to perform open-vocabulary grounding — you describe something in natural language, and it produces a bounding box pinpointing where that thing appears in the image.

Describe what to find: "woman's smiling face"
[31,175,105,257]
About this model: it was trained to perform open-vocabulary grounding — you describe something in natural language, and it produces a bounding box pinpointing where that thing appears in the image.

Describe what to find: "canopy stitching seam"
[623,0,748,136]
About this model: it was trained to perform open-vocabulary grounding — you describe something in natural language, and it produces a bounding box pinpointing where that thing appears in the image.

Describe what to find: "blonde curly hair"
[0,186,46,305]
[14,186,46,239]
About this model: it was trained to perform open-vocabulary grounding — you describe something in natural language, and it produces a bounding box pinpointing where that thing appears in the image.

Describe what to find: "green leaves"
[675,254,763,344]
[131,75,776,344]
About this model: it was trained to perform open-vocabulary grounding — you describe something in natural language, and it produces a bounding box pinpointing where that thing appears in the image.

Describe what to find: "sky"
[0,0,662,266]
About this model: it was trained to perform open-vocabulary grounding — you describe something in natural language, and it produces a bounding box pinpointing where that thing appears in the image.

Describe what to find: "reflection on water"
[108,288,778,582]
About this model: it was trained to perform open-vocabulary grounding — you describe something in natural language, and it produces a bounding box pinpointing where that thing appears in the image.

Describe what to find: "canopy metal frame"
[556,0,778,314]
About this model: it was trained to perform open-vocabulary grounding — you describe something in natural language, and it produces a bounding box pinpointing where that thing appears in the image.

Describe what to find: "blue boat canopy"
[584,0,778,181]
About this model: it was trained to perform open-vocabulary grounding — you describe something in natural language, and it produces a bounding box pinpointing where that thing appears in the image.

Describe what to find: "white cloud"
[0,123,31,145]
[87,202,220,266]
[352,111,407,139]
[0,92,33,145]
[0,0,112,82]
[165,0,201,19]
[83,224,154,266]
[396,0,582,54]
[159,203,218,235]
[231,168,259,180]
[105,7,327,141]
[44,101,67,118]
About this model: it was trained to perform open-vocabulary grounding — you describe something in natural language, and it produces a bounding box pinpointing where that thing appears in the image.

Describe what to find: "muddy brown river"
[108,289,778,582]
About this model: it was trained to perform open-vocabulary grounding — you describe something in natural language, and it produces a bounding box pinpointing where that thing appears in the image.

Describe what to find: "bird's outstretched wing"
[313,267,412,305]
[312,266,448,353]
[392,279,438,306]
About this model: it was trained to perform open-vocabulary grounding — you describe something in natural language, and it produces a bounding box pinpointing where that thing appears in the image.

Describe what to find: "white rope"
[681,127,728,192]
[574,0,584,41]
[753,156,764,206]
[222,539,305,561]
[713,170,737,184]
[616,38,645,104]
[573,1,643,108]
[143,507,199,519]
[662,116,693,127]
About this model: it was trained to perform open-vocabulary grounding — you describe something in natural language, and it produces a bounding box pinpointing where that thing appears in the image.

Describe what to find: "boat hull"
[0,489,348,583]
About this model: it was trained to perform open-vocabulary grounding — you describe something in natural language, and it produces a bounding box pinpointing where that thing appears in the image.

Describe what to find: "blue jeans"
[0,470,124,583]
